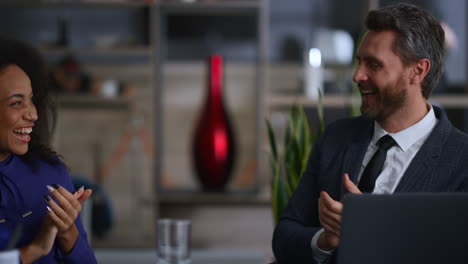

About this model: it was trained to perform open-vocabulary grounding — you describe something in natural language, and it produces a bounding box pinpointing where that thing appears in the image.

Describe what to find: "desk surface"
[95,249,268,264]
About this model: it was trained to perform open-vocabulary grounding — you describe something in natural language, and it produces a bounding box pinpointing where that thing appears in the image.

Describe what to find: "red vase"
[192,54,236,192]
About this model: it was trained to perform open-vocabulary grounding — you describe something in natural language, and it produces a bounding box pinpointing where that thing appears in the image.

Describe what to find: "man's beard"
[360,82,408,122]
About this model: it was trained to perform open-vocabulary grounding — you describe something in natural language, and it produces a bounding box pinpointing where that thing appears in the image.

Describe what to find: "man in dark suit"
[272,3,468,264]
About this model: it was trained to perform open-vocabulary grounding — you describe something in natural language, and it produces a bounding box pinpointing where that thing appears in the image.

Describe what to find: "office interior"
[0,0,466,262]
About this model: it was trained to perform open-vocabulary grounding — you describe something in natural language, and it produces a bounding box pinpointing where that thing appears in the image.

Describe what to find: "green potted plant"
[266,101,324,224]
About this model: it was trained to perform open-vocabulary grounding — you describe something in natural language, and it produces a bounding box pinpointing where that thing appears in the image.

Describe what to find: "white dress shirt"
[311,106,438,263]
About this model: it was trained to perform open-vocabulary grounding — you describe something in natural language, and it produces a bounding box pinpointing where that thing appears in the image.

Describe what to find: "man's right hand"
[317,191,343,250]
[318,230,340,251]
[317,173,363,251]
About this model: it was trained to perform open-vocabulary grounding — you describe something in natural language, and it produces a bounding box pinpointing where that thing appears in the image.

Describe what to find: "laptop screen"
[337,193,468,264]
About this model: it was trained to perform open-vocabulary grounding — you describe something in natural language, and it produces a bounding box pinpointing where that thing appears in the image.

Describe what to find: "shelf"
[39,47,153,64]
[0,0,153,7]
[55,94,131,110]
[39,47,152,56]
[429,95,468,108]
[269,95,468,109]
[159,0,261,14]
[159,193,270,206]
[269,95,360,108]
[0,0,260,9]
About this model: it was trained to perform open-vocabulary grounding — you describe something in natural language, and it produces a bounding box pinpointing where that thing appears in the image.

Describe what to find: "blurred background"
[0,0,466,261]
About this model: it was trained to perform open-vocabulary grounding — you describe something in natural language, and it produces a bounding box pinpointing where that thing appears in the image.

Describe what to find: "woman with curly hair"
[0,37,97,263]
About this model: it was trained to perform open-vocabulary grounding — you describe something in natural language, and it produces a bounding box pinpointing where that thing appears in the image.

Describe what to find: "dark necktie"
[358,135,397,193]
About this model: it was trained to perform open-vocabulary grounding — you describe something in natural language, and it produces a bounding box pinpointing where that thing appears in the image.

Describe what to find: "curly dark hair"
[365,3,445,99]
[0,36,60,166]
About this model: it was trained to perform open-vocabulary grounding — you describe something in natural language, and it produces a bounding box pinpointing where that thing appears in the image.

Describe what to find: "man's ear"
[409,58,431,85]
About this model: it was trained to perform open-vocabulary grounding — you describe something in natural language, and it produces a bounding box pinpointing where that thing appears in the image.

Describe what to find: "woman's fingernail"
[52,184,60,189]
[78,186,85,193]
[44,195,51,202]
[46,185,55,192]
[46,206,52,213]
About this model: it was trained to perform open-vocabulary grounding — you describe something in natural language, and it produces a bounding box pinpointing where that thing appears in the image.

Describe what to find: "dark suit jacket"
[272,106,468,264]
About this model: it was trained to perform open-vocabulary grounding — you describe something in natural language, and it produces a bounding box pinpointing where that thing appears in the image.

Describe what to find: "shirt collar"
[372,105,437,151]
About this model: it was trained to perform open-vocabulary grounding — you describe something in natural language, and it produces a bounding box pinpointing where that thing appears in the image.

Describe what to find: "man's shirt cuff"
[311,228,334,263]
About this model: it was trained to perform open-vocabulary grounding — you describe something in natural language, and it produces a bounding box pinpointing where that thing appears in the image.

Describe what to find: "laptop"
[337,193,468,264]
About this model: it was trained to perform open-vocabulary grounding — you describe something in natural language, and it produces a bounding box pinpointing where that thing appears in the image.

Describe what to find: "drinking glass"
[157,219,191,264]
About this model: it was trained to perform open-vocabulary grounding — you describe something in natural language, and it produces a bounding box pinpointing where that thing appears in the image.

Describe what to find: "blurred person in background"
[0,36,97,264]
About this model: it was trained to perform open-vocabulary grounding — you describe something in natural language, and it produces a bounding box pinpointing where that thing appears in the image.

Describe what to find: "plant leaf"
[266,119,278,161]
[296,110,305,159]
[271,160,289,225]
[269,101,324,224]
[284,135,302,193]
[298,106,310,160]
[283,134,296,196]
[317,89,325,132]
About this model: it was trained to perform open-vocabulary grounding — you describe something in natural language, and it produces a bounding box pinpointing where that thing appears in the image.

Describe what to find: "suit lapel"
[395,106,448,192]
[340,121,373,198]
[394,150,435,192]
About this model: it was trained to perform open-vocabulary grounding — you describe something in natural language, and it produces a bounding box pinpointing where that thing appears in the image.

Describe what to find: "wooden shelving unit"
[153,0,269,195]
